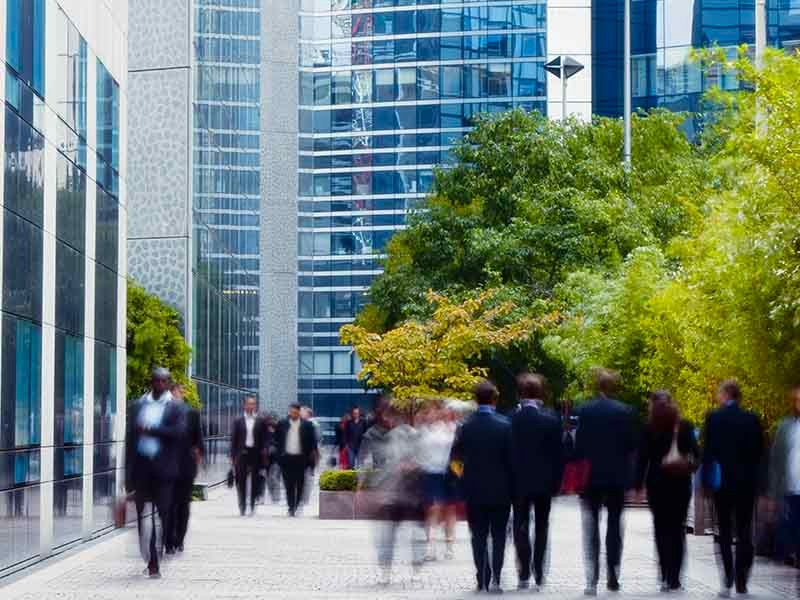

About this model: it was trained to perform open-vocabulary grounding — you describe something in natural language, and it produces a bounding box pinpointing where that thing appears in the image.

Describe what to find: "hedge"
[319,469,358,492]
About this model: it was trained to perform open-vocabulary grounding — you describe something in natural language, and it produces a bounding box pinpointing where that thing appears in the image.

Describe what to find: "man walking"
[769,385,800,565]
[125,368,186,578]
[345,405,367,468]
[703,380,764,597]
[451,380,513,594]
[575,369,637,596]
[167,383,204,554]
[231,395,267,516]
[275,403,318,516]
[511,373,564,590]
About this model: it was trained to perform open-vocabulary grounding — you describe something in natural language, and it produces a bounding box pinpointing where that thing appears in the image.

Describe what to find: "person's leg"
[669,488,691,589]
[154,479,175,563]
[467,503,491,590]
[788,495,800,561]
[174,478,192,549]
[134,488,151,565]
[649,496,669,587]
[513,497,533,584]
[533,495,552,586]
[734,489,756,591]
[714,491,735,590]
[605,488,625,587]
[248,453,259,511]
[280,461,295,513]
[581,491,602,590]
[294,459,306,510]
[236,454,248,515]
[489,504,511,587]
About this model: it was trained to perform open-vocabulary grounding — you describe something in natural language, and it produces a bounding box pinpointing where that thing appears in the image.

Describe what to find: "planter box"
[319,490,355,519]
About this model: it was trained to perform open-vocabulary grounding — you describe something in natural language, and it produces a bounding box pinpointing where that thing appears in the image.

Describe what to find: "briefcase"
[227,468,235,488]
[114,494,131,528]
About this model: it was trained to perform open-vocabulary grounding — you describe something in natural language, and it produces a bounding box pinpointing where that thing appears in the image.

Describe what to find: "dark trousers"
[779,494,800,559]
[281,455,306,513]
[649,485,691,588]
[236,448,260,514]
[169,477,193,550]
[466,503,511,590]
[134,474,174,571]
[714,488,756,589]
[582,486,625,586]
[513,495,552,584]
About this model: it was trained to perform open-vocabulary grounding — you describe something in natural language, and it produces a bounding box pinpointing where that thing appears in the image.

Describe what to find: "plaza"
[0,488,796,599]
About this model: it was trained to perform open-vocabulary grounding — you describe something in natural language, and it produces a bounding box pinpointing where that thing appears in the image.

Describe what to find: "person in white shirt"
[276,403,319,516]
[231,396,267,516]
[769,385,800,564]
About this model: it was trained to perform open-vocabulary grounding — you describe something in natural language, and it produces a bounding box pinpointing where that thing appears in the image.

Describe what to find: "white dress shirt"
[244,413,256,448]
[285,418,302,455]
[788,420,800,495]
[137,391,173,458]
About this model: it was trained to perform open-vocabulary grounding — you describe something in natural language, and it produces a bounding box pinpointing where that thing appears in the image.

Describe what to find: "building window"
[5,0,46,97]
[1,316,42,449]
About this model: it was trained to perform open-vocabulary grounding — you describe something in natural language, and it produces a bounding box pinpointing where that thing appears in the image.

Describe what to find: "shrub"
[319,469,358,492]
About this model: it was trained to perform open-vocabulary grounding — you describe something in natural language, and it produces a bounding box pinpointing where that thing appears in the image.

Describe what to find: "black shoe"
[735,583,748,595]
[607,579,621,593]
[165,547,175,556]
[177,544,184,553]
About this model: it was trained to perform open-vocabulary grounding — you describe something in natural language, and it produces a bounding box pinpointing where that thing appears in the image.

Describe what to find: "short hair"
[474,380,498,405]
[243,394,257,404]
[595,369,620,396]
[289,402,301,410]
[151,367,171,380]
[517,372,546,400]
[170,382,183,392]
[351,405,361,412]
[719,379,741,402]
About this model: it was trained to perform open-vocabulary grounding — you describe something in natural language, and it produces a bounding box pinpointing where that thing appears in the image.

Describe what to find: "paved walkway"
[0,488,796,599]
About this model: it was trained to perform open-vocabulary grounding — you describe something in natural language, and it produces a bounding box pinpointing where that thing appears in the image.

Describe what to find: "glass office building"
[0,0,128,575]
[192,0,261,482]
[593,0,800,119]
[296,0,548,417]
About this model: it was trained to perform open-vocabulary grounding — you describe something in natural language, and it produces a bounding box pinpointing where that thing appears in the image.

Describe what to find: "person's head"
[789,385,800,417]
[243,395,257,415]
[351,405,361,421]
[288,402,301,421]
[170,383,184,403]
[648,389,678,433]
[595,368,620,398]
[475,380,499,406]
[717,379,741,406]
[151,367,171,397]
[517,372,546,401]
[301,406,313,420]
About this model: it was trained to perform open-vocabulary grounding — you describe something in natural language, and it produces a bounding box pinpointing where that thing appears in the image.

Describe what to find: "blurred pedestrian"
[335,413,351,469]
[417,403,457,561]
[575,369,637,596]
[635,390,699,592]
[275,403,319,516]
[450,380,513,594]
[511,373,564,591]
[301,406,320,506]
[125,367,185,578]
[346,406,368,468]
[167,383,204,554]
[703,379,764,597]
[769,385,800,565]
[359,398,393,471]
[230,395,268,516]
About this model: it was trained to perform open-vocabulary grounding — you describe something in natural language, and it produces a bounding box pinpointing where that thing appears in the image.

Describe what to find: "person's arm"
[125,403,138,492]
[551,420,565,496]
[634,427,650,491]
[145,404,186,440]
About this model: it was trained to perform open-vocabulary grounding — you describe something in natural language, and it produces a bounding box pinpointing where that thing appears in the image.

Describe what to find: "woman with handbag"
[635,390,700,592]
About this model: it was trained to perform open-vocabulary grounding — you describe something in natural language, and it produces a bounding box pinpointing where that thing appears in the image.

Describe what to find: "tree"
[127,280,199,408]
[341,290,554,413]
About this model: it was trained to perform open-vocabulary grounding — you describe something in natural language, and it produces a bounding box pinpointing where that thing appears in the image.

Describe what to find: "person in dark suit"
[166,383,204,554]
[702,379,764,597]
[230,395,268,516]
[275,403,319,516]
[125,367,186,578]
[450,380,513,594]
[511,373,564,590]
[635,390,700,592]
[575,369,637,596]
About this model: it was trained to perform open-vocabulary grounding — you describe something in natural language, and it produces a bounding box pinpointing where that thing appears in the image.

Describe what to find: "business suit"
[169,403,204,550]
[451,407,513,590]
[511,401,564,586]
[575,396,637,589]
[231,413,268,514]
[125,392,186,572]
[274,417,318,515]
[703,402,764,591]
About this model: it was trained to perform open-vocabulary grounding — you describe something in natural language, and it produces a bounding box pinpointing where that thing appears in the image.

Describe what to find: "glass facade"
[297,0,548,417]
[193,0,261,482]
[1,0,126,575]
[593,0,800,120]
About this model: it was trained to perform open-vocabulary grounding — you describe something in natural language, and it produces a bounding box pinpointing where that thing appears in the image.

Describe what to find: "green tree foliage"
[126,280,199,408]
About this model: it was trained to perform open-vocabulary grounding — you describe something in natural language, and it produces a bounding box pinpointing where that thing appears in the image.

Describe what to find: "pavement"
[0,486,797,600]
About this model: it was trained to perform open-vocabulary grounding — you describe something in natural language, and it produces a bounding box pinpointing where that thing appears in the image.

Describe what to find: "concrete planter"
[318,491,355,519]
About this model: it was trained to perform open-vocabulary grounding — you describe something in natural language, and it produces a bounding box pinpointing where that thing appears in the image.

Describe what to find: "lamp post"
[544,56,585,123]
[755,0,767,136]
[623,0,632,170]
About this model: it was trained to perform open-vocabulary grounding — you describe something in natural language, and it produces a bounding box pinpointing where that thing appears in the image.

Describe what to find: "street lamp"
[623,0,632,170]
[544,56,585,123]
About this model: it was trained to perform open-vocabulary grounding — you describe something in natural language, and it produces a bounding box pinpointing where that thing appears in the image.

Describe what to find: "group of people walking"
[125,368,204,578]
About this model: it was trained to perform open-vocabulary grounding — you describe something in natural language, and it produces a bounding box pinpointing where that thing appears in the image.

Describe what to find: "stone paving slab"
[0,488,796,600]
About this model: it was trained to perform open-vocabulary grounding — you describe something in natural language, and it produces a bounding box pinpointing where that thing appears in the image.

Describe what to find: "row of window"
[300,3,545,40]
[303,60,545,106]
[194,36,261,66]
[298,273,378,287]
[298,257,382,274]
[299,351,359,376]
[302,31,545,66]
[195,65,260,104]
[299,290,371,319]
[195,6,260,37]
[298,197,422,211]
[300,129,464,151]
[302,167,435,196]
[301,147,452,168]
[299,213,407,227]
[303,0,534,10]
[298,229,398,256]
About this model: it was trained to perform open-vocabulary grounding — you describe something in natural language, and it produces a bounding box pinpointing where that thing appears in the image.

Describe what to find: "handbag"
[226,468,235,489]
[661,425,692,476]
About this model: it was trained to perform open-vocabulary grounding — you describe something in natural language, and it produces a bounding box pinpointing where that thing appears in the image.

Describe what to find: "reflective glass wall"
[1,0,126,575]
[297,0,548,417]
[593,0,800,120]
[193,0,261,481]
